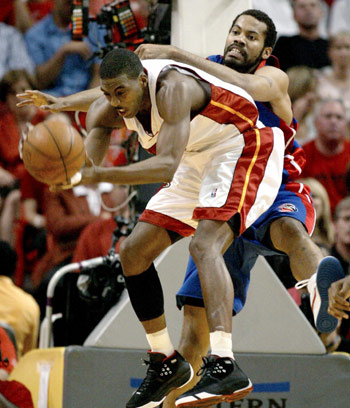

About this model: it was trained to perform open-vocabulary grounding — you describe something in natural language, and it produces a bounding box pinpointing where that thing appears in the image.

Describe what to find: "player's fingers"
[328,305,348,319]
[16,100,33,107]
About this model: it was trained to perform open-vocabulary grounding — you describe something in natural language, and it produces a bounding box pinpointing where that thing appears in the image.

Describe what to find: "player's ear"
[139,73,148,88]
[262,47,272,60]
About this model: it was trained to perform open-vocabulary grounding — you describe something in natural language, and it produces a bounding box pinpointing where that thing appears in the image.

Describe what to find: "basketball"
[21,119,85,186]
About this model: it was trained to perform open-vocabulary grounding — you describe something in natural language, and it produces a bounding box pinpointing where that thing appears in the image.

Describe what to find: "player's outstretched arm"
[16,87,103,112]
[328,276,350,320]
[136,44,292,124]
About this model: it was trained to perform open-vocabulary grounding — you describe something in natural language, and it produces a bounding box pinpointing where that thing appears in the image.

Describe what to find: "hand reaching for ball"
[16,90,65,112]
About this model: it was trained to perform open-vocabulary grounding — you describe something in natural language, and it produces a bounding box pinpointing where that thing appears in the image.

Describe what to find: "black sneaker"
[175,355,253,407]
[126,350,193,408]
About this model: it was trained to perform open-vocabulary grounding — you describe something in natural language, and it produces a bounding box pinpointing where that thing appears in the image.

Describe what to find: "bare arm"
[35,41,92,90]
[81,71,200,185]
[85,97,124,165]
[17,87,103,112]
[136,44,293,124]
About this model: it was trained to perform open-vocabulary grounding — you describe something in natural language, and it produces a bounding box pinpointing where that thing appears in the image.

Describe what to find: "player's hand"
[16,90,63,112]
[135,44,176,60]
[328,276,350,319]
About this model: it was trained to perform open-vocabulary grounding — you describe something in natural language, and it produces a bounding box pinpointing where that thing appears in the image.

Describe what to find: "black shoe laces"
[197,356,216,377]
[137,359,160,392]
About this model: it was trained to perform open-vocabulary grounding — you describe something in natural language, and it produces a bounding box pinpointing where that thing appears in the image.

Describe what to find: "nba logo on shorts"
[211,188,217,198]
[278,203,298,213]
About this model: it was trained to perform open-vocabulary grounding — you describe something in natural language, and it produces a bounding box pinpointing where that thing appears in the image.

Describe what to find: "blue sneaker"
[297,257,345,333]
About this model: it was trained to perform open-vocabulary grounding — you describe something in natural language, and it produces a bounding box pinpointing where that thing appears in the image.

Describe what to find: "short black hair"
[100,48,144,80]
[0,241,17,277]
[231,9,277,49]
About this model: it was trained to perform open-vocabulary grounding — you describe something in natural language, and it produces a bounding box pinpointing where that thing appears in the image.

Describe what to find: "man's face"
[335,207,350,246]
[293,0,322,30]
[223,15,270,73]
[315,101,347,147]
[329,34,350,69]
[100,73,146,118]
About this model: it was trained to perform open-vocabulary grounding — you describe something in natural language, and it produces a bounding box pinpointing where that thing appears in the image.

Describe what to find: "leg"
[120,221,172,334]
[269,216,344,333]
[164,306,209,408]
[120,222,193,408]
[189,219,234,334]
[269,216,323,281]
[177,220,253,407]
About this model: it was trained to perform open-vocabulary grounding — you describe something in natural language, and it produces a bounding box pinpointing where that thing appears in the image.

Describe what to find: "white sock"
[146,328,175,357]
[210,331,234,359]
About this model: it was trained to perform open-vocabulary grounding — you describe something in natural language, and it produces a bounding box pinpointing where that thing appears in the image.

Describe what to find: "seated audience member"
[0,0,53,33]
[273,0,330,72]
[14,170,48,290]
[0,23,35,80]
[32,182,115,317]
[24,0,103,97]
[0,241,40,357]
[300,98,350,215]
[252,0,329,38]
[0,322,35,408]
[0,69,44,182]
[328,0,350,36]
[316,31,350,122]
[316,196,350,353]
[73,184,131,262]
[287,65,319,144]
[299,177,335,254]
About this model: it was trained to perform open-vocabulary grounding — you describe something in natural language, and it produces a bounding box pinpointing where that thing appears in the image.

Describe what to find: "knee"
[271,217,308,251]
[189,236,209,263]
[119,237,143,276]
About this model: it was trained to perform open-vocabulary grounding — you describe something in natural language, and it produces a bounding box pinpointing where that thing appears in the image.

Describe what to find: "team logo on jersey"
[278,203,298,213]
[211,188,218,198]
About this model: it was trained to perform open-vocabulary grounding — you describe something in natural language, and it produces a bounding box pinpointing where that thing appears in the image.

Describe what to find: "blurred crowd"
[0,0,350,405]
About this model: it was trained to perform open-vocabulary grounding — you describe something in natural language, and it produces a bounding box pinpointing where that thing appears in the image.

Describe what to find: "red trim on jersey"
[284,181,315,234]
[193,126,275,235]
[139,210,195,237]
[200,84,258,133]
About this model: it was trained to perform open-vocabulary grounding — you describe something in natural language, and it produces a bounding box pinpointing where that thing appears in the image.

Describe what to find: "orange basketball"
[21,119,85,186]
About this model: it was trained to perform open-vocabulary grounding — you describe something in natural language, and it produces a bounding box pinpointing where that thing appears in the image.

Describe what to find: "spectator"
[328,0,350,36]
[273,0,330,72]
[299,177,334,254]
[316,31,350,121]
[14,170,48,291]
[301,98,350,215]
[73,184,131,262]
[0,0,53,33]
[0,69,42,183]
[252,0,329,39]
[287,65,319,143]
[0,23,35,81]
[0,241,40,357]
[32,182,115,317]
[25,0,101,97]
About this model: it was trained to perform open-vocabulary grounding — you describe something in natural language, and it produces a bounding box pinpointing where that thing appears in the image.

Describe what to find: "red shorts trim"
[139,210,195,237]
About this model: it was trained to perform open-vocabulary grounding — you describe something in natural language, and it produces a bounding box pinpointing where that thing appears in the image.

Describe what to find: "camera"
[71,0,171,58]
[77,254,125,306]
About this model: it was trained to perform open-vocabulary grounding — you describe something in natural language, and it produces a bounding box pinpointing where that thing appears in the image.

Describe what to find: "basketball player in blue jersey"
[135,9,345,408]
